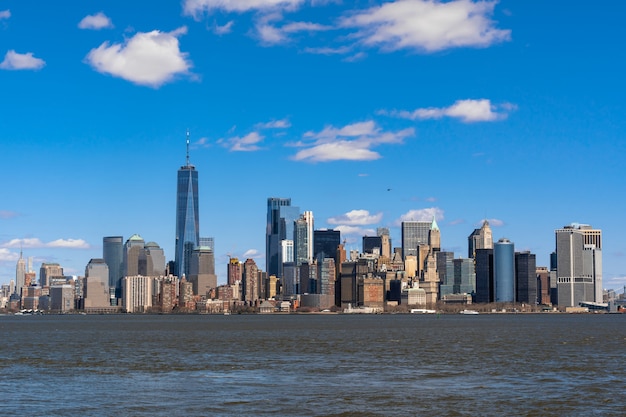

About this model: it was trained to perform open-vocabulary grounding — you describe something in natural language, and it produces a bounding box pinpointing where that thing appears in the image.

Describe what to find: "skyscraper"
[474,248,494,303]
[313,229,340,261]
[468,220,493,258]
[15,250,25,296]
[103,236,123,292]
[555,223,602,306]
[294,211,314,266]
[494,238,515,302]
[123,234,145,277]
[401,221,431,260]
[515,251,537,304]
[266,197,300,277]
[175,131,200,278]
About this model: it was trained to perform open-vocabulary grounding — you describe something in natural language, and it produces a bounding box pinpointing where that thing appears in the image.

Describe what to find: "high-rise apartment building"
[494,238,515,303]
[175,131,200,278]
[242,258,259,303]
[266,198,300,277]
[468,220,493,258]
[555,223,602,306]
[227,257,242,286]
[401,221,431,260]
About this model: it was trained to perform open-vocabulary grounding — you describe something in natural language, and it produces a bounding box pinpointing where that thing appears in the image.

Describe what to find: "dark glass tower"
[103,236,123,302]
[266,198,300,278]
[175,131,199,278]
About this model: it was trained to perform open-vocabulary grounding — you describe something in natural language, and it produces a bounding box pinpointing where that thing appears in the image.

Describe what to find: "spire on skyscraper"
[186,129,190,167]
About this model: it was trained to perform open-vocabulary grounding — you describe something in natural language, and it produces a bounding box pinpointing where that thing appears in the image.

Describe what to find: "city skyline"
[1,1,625,291]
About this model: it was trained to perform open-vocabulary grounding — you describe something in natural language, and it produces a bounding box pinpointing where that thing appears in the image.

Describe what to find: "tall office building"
[40,263,64,288]
[266,198,300,277]
[15,250,26,296]
[362,236,383,255]
[377,227,391,259]
[175,131,200,278]
[515,251,537,304]
[313,229,340,261]
[294,211,314,266]
[189,246,217,296]
[555,223,602,306]
[123,234,145,277]
[468,220,493,258]
[440,258,476,297]
[494,238,515,302]
[103,236,123,291]
[140,242,166,276]
[401,221,431,260]
[84,258,110,309]
[474,249,494,303]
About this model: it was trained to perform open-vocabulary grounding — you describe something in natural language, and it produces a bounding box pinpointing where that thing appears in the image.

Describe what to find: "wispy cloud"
[0,9,10,20]
[478,218,504,227]
[290,120,414,162]
[219,131,265,151]
[380,99,516,123]
[0,210,19,219]
[242,248,262,259]
[2,238,91,249]
[340,0,511,52]
[85,27,192,87]
[214,20,234,35]
[333,225,376,237]
[183,0,304,15]
[0,50,45,70]
[395,207,444,226]
[255,118,291,129]
[0,248,19,262]
[78,12,114,30]
[327,209,382,226]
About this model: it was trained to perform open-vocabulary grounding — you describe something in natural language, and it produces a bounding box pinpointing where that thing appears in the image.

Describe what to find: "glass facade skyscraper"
[175,134,199,278]
[494,238,515,302]
[266,198,300,277]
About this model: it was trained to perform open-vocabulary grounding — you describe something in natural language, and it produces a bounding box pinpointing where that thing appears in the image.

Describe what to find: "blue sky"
[1,0,625,291]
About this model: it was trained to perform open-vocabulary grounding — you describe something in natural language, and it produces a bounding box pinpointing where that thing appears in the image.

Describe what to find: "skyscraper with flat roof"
[494,238,515,302]
[175,131,200,278]
[103,236,123,291]
[266,197,300,277]
[555,223,602,306]
[401,221,431,260]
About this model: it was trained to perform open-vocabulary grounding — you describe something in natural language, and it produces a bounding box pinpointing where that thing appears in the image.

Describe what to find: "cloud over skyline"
[327,209,383,226]
[291,121,414,162]
[1,238,91,249]
[395,207,444,226]
[85,27,192,87]
[380,99,515,123]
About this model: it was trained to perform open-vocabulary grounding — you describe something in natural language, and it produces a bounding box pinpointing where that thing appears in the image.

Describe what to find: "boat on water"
[410,309,437,314]
[459,309,479,315]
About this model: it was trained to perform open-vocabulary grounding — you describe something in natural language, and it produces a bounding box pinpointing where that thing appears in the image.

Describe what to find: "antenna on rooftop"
[186,129,190,166]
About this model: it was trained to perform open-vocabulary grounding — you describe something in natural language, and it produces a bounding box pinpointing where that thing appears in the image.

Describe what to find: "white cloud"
[291,120,414,162]
[478,218,504,227]
[2,238,90,249]
[0,248,18,262]
[334,225,376,237]
[327,209,383,226]
[395,207,444,226]
[0,50,45,70]
[78,12,113,30]
[382,99,515,123]
[214,20,234,35]
[255,118,291,129]
[183,0,304,15]
[220,131,265,151]
[242,248,262,258]
[192,137,211,148]
[341,0,510,52]
[85,27,192,87]
[0,9,10,20]
[281,21,331,32]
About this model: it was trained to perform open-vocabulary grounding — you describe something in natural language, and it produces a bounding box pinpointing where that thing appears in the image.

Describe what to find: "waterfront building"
[266,198,300,277]
[313,229,340,261]
[358,276,384,308]
[515,252,537,304]
[242,258,259,303]
[50,284,74,312]
[494,238,515,302]
[227,257,242,286]
[555,223,602,307]
[175,131,200,278]
[83,258,110,309]
[536,267,551,305]
[468,220,493,258]
[401,221,431,260]
[122,275,153,313]
[474,249,494,303]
